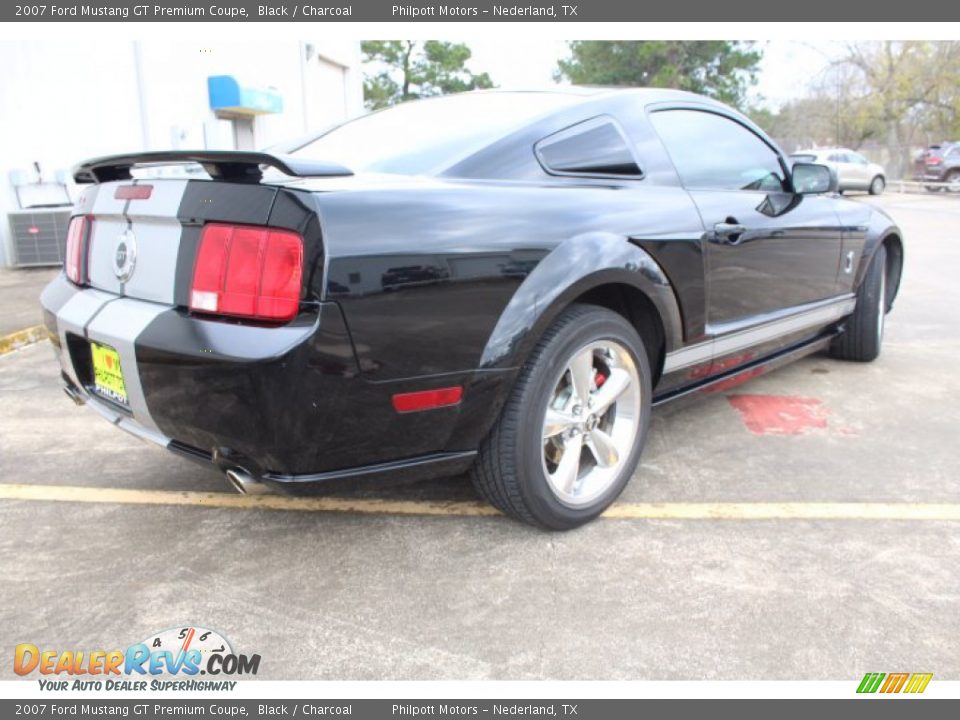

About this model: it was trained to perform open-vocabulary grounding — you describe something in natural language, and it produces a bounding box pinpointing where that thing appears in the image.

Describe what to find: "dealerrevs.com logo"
[14,626,260,691]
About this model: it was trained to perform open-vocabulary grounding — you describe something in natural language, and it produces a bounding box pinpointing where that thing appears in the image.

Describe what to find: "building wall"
[0,40,363,266]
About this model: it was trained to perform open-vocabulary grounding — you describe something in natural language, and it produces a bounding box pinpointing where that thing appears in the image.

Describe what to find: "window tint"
[649,109,786,192]
[536,118,641,177]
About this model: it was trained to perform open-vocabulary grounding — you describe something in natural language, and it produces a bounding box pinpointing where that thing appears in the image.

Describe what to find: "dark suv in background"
[914,142,960,192]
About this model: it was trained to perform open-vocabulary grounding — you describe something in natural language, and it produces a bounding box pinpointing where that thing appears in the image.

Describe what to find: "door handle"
[712,221,747,245]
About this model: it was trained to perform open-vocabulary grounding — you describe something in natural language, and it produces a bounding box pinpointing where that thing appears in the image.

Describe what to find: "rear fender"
[479,232,682,371]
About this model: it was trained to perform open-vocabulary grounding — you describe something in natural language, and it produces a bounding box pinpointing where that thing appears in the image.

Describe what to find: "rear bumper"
[58,371,476,486]
[40,273,506,483]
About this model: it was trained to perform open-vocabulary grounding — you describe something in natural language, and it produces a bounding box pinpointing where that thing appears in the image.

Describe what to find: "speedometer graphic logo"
[141,626,234,676]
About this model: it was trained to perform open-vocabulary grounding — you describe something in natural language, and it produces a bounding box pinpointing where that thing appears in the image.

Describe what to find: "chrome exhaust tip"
[63,385,86,406]
[224,468,269,496]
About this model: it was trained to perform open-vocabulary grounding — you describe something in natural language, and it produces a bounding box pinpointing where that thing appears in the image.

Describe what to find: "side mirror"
[792,162,837,194]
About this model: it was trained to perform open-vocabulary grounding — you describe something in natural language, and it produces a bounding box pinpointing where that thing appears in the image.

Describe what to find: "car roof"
[283,87,760,182]
[433,86,732,110]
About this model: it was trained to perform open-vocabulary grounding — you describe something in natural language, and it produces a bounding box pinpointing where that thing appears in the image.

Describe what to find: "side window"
[648,109,786,192]
[535,117,642,178]
[827,153,844,163]
[849,152,868,165]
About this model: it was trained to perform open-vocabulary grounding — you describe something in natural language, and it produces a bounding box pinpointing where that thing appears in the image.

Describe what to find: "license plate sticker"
[90,342,129,405]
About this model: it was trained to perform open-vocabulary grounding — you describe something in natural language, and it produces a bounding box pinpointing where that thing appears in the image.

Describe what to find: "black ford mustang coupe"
[41,88,903,529]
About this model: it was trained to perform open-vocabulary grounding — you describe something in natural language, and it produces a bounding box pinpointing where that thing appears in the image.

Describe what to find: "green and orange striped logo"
[857,672,933,694]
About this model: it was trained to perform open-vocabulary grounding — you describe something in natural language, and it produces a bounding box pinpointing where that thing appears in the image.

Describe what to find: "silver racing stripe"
[119,219,183,304]
[85,297,170,433]
[82,386,171,449]
[49,281,170,447]
[85,179,189,305]
[89,182,127,217]
[124,178,190,219]
[86,217,128,296]
[121,179,189,305]
[53,285,118,389]
[664,295,857,373]
[46,177,190,449]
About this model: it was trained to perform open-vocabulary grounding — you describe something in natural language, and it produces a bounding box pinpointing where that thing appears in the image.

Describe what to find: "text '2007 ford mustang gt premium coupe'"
[41,89,903,529]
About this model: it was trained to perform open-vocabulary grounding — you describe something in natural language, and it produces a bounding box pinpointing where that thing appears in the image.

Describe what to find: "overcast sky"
[465,40,842,109]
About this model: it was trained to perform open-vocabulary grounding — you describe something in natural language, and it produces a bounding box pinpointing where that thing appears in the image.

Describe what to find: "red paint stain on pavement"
[727,394,829,436]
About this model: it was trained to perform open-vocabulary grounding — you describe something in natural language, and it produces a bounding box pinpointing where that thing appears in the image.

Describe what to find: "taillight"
[65,215,92,285]
[926,157,943,165]
[189,223,304,322]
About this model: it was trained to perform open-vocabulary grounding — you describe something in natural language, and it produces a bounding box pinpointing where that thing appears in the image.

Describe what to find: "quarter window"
[536,118,642,178]
[649,109,786,192]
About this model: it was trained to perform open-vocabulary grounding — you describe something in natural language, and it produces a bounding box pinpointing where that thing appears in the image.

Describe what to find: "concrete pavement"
[0,266,57,337]
[1,193,958,681]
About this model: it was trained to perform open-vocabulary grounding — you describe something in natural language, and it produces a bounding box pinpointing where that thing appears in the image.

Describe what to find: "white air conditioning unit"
[7,166,73,267]
[7,207,72,267]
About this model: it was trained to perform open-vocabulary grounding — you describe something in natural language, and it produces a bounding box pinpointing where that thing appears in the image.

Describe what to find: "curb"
[0,325,46,355]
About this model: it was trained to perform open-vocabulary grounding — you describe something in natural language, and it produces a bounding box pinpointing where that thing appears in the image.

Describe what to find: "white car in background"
[790,148,886,195]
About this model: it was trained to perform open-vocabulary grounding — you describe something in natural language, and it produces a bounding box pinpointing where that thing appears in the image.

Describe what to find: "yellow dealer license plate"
[90,342,128,405]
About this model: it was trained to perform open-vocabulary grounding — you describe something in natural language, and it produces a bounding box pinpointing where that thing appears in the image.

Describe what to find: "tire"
[869,175,885,195]
[831,244,887,362]
[947,170,960,193]
[471,304,652,530]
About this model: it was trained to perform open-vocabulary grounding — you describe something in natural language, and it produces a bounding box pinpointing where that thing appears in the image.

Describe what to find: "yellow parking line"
[1,483,959,521]
[0,325,46,355]
[0,483,500,517]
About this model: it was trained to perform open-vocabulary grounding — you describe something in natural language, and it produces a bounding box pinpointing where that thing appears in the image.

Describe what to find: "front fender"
[858,209,904,307]
[479,232,683,371]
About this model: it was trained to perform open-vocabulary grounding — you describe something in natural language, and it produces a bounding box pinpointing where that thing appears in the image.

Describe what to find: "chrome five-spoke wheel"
[541,340,641,507]
[471,303,652,529]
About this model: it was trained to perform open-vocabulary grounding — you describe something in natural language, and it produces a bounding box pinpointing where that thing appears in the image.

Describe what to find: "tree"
[747,42,960,179]
[828,41,960,178]
[757,77,883,154]
[361,41,494,110]
[555,41,762,110]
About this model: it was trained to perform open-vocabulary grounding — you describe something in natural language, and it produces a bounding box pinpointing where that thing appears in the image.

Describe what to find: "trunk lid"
[72,150,349,307]
[80,179,190,305]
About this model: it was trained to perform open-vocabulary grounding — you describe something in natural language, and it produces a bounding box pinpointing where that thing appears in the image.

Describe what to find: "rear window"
[289,92,580,175]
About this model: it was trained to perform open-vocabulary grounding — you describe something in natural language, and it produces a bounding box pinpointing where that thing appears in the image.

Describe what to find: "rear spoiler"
[72,151,353,184]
